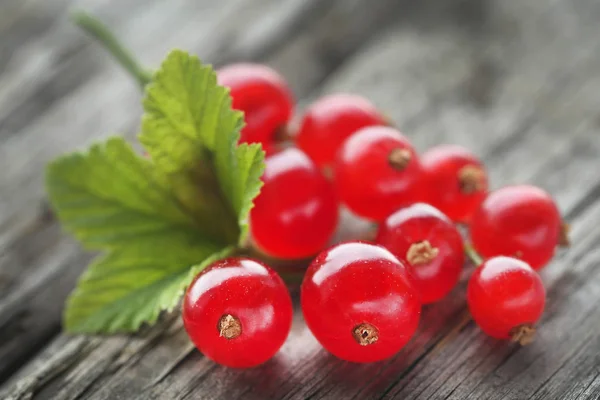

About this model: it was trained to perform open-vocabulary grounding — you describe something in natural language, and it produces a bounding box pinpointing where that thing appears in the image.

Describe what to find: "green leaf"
[46,50,266,333]
[46,137,225,250]
[139,50,265,245]
[215,141,265,243]
[65,245,234,333]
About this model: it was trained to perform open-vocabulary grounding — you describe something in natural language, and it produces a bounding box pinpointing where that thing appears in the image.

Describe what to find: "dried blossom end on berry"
[406,240,439,265]
[218,314,242,340]
[353,323,379,346]
[388,148,412,170]
[559,222,571,247]
[458,165,486,194]
[509,323,536,346]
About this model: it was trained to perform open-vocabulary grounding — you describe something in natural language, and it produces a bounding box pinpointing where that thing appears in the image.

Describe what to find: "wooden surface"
[1,0,600,399]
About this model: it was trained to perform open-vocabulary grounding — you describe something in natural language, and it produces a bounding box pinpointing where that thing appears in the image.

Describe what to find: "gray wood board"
[1,0,600,399]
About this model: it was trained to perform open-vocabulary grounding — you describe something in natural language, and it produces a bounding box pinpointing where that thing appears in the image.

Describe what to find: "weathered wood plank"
[2,0,600,398]
[0,0,413,386]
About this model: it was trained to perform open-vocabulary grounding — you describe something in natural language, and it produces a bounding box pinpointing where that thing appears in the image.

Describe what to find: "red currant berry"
[467,256,545,344]
[421,145,488,223]
[301,242,421,363]
[295,94,387,168]
[376,203,465,304]
[260,141,278,157]
[333,126,425,222]
[217,63,293,146]
[250,147,339,259]
[470,185,566,270]
[182,257,293,368]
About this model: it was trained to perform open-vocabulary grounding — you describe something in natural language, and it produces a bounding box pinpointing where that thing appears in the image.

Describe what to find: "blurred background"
[2,0,600,394]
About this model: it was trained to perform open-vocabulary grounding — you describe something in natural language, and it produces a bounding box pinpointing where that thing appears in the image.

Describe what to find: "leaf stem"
[464,242,483,266]
[71,10,152,89]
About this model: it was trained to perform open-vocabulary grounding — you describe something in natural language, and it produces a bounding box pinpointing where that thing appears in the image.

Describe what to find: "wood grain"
[1,0,600,398]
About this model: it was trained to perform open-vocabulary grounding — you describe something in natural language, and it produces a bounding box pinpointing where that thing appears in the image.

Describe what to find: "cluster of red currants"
[182,64,568,368]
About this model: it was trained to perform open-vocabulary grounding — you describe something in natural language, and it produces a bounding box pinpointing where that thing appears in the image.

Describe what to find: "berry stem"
[464,242,483,266]
[71,10,152,89]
